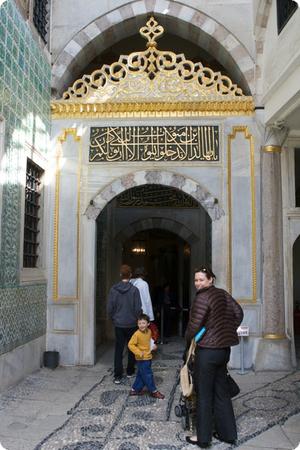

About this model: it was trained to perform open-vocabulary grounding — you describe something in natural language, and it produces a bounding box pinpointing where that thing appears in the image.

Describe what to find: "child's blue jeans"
[132,360,157,393]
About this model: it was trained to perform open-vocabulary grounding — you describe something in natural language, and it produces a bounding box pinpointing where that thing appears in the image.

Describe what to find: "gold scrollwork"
[139,16,164,47]
[60,17,248,103]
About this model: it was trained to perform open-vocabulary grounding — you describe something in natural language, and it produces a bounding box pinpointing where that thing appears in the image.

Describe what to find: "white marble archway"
[86,169,224,221]
[52,1,254,96]
[79,170,226,364]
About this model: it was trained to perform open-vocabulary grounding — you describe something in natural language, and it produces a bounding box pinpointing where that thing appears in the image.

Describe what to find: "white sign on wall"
[237,326,249,337]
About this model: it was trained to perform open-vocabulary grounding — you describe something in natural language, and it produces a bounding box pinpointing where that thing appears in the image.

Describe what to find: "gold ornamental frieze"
[51,100,254,118]
[51,17,254,118]
[90,125,219,162]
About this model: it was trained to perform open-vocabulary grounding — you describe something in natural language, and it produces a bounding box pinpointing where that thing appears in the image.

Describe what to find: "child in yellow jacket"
[128,314,165,399]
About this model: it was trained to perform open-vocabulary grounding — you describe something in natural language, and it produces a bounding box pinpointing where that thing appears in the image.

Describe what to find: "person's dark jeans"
[132,360,157,392]
[114,326,137,378]
[194,347,237,444]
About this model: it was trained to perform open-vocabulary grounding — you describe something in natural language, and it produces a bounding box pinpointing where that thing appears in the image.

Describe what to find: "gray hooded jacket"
[107,281,142,328]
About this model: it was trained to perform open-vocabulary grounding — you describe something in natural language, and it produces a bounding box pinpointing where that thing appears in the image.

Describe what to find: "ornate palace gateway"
[48,17,289,371]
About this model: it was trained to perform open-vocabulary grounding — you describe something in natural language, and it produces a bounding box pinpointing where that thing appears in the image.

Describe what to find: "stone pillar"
[255,125,292,370]
[79,214,97,365]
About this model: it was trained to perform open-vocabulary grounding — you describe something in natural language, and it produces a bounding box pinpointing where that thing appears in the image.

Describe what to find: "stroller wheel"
[175,404,184,417]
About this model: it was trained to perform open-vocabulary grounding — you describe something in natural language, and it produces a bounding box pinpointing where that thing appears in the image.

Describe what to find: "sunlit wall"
[0,0,50,355]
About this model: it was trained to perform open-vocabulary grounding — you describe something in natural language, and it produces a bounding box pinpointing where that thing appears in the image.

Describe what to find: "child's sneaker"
[151,390,165,399]
[114,377,122,384]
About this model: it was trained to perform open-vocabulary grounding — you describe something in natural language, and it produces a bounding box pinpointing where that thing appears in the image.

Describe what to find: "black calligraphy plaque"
[89,126,219,162]
[116,185,199,208]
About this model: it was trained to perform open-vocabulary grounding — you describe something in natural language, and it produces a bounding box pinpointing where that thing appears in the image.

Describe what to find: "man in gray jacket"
[107,264,142,384]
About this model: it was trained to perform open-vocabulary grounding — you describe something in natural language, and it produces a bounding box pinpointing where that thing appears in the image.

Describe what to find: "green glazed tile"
[6,34,13,52]
[0,42,5,60]
[0,25,5,43]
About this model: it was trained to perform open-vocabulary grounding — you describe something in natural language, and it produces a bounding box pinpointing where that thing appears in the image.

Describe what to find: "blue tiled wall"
[0,0,50,355]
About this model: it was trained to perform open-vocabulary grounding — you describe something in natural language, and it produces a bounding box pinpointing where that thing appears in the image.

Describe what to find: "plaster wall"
[0,336,45,392]
[50,0,255,62]
[262,2,300,123]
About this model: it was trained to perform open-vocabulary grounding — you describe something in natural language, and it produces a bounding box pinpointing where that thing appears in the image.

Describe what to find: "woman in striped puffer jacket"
[185,267,244,448]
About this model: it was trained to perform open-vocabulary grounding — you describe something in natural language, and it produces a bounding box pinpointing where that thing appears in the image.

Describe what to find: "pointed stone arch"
[85,169,224,221]
[115,217,199,246]
[52,1,254,97]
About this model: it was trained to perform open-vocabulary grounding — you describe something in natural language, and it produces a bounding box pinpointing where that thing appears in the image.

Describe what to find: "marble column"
[255,125,292,370]
[79,214,96,365]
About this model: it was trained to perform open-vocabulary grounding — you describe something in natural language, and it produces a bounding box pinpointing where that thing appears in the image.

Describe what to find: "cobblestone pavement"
[0,339,300,450]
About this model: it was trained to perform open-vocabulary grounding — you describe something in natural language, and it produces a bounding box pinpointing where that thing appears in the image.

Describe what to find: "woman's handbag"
[226,372,240,398]
[180,339,196,398]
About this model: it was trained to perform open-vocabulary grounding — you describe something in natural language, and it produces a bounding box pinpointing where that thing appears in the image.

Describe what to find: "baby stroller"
[175,390,196,431]
[174,340,197,431]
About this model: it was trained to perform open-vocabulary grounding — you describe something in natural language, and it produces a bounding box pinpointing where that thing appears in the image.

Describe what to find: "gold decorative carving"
[51,17,253,118]
[90,126,219,162]
[139,16,164,48]
[58,128,81,143]
[262,145,282,153]
[227,126,257,303]
[263,334,286,339]
[51,100,254,119]
[53,128,82,302]
[62,17,244,102]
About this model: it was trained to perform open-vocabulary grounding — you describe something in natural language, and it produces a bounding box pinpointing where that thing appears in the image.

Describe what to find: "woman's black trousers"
[193,346,237,443]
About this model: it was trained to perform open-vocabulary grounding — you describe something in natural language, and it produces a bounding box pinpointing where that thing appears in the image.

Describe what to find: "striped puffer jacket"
[185,285,244,348]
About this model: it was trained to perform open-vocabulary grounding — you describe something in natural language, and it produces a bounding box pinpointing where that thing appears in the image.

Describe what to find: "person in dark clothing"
[185,266,244,448]
[107,264,142,384]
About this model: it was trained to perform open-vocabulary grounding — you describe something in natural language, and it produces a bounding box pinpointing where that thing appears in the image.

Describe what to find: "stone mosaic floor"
[32,340,300,450]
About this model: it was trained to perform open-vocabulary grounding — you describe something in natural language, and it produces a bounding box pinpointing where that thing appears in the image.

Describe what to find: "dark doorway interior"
[122,229,190,339]
[95,184,212,351]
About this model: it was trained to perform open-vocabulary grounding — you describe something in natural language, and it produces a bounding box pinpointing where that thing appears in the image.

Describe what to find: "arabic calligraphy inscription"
[116,185,199,208]
[89,126,219,162]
